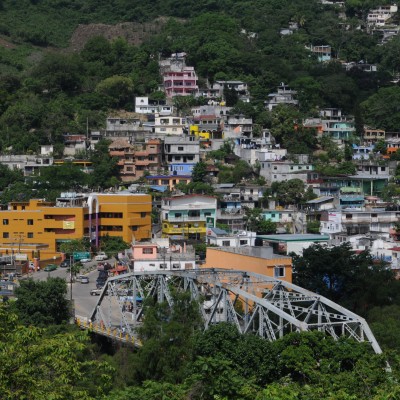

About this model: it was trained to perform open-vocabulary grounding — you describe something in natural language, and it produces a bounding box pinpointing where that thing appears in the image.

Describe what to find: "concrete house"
[164,136,200,175]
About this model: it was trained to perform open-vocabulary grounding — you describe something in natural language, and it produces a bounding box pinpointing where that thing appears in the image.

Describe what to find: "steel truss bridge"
[80,269,382,354]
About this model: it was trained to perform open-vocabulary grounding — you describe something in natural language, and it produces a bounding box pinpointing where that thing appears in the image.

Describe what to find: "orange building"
[0,192,151,263]
[203,246,292,283]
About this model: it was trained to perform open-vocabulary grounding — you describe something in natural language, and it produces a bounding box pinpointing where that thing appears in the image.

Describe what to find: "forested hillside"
[1,0,400,155]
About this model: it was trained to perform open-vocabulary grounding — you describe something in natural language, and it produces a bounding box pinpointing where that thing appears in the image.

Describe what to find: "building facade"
[161,195,217,240]
[0,193,152,262]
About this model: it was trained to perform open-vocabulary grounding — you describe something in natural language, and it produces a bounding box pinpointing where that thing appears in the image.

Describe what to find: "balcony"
[166,216,206,223]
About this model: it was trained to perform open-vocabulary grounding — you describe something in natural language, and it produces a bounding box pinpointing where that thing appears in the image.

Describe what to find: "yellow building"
[0,193,151,262]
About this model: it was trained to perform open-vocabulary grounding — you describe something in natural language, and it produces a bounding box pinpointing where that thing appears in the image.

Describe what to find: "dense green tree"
[0,304,112,400]
[100,235,130,257]
[244,207,277,234]
[88,139,120,189]
[133,291,202,384]
[191,160,208,183]
[272,179,315,206]
[95,75,134,108]
[361,87,400,131]
[293,243,400,314]
[13,278,70,327]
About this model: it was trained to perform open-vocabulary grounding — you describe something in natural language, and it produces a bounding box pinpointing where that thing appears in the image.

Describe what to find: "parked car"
[60,259,72,268]
[80,276,89,284]
[79,258,91,263]
[44,264,57,272]
[90,288,102,296]
[95,252,108,261]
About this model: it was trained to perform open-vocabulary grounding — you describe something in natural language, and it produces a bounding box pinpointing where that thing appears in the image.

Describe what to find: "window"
[222,240,230,246]
[3,232,9,238]
[178,146,184,151]
[345,214,352,219]
[27,232,34,238]
[160,263,167,269]
[240,240,248,245]
[141,212,147,218]
[274,266,285,278]
[27,219,33,225]
[131,226,138,231]
[175,213,182,218]
[204,212,211,217]
[2,219,8,225]
[188,210,200,217]
[143,248,154,254]
[172,263,180,269]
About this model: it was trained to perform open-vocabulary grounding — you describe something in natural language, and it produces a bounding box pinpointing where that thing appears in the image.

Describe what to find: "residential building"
[203,246,293,282]
[197,80,250,103]
[206,228,257,247]
[221,115,253,138]
[307,44,332,62]
[262,209,294,226]
[135,97,173,115]
[320,209,399,237]
[259,160,314,184]
[131,239,195,271]
[161,194,217,240]
[258,233,330,255]
[63,134,88,156]
[108,139,163,182]
[159,53,198,98]
[352,144,375,160]
[363,127,385,143]
[264,83,299,111]
[0,155,53,176]
[164,136,200,175]
[154,115,187,136]
[145,174,192,191]
[367,4,398,28]
[0,192,152,262]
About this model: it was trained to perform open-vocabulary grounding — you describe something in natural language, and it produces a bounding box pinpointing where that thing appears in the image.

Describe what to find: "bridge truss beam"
[89,269,382,354]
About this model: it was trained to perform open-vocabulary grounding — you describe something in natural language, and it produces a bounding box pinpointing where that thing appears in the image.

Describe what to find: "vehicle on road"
[90,288,102,296]
[44,264,57,272]
[95,252,108,261]
[60,259,72,268]
[79,258,91,263]
[80,276,89,284]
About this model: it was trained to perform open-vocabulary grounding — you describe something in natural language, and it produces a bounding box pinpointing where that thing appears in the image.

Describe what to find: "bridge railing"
[75,315,142,346]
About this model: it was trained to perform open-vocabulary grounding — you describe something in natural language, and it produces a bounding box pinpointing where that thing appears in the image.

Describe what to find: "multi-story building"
[145,174,192,191]
[259,160,314,184]
[109,139,163,182]
[0,154,53,176]
[134,97,173,115]
[131,239,196,271]
[159,53,198,98]
[206,228,257,247]
[320,209,399,237]
[264,83,299,111]
[367,4,398,28]
[0,193,152,263]
[164,136,200,175]
[222,115,253,138]
[363,127,385,143]
[161,194,217,240]
[154,115,186,136]
[307,44,332,62]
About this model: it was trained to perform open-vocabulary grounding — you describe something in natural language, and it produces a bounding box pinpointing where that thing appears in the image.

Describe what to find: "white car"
[95,252,108,261]
[79,258,91,263]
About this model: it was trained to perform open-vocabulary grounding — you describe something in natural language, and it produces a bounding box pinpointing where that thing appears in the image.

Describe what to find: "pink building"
[131,240,196,271]
[163,67,198,98]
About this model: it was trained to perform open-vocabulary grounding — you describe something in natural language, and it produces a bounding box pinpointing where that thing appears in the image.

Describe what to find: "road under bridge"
[76,269,382,354]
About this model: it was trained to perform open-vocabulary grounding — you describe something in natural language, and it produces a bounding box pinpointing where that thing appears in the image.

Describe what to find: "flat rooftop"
[257,234,330,242]
[209,246,290,260]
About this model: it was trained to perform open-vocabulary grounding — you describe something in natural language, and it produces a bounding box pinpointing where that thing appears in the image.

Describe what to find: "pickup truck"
[94,252,108,261]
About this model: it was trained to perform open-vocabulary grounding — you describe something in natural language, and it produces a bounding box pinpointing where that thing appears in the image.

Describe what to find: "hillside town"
[2,42,400,280]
